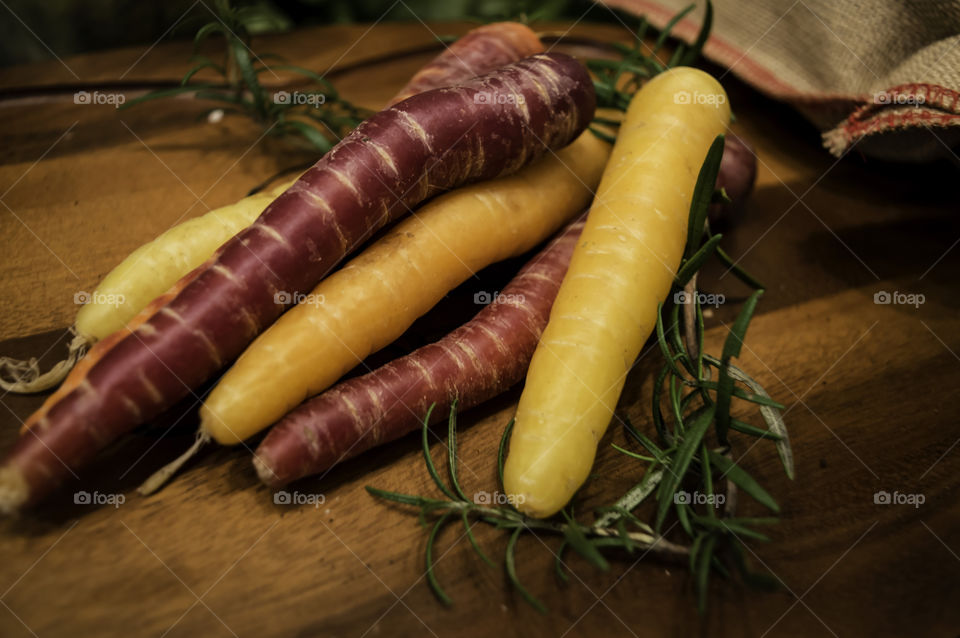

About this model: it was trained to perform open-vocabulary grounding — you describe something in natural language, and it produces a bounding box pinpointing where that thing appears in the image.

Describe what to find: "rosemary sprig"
[589,1,714,114]
[121,0,368,152]
[366,414,690,612]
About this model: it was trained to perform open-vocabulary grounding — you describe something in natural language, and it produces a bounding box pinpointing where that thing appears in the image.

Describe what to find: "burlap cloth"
[600,0,960,161]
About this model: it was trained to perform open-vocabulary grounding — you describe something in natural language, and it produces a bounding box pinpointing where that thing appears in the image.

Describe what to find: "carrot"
[0,53,595,513]
[197,129,609,451]
[255,214,586,487]
[503,67,731,518]
[0,181,296,395]
[388,22,544,105]
[0,24,542,396]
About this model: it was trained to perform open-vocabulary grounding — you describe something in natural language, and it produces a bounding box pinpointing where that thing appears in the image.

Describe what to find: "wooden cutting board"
[1,20,958,638]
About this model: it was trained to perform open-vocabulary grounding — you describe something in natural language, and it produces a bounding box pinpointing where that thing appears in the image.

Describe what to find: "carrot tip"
[252,454,280,489]
[0,465,28,516]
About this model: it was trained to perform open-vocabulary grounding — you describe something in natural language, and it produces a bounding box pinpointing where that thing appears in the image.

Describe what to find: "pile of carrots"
[0,21,752,518]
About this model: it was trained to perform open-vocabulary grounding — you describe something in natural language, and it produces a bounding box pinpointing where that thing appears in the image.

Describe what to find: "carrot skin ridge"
[254,215,586,488]
[0,53,595,511]
[388,22,545,106]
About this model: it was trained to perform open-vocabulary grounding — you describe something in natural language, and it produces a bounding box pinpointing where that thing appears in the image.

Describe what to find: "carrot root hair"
[137,430,211,496]
[0,330,89,394]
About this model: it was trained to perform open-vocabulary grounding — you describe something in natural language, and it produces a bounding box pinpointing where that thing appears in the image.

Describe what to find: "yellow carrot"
[0,179,293,394]
[503,67,731,518]
[76,179,294,341]
[200,131,612,446]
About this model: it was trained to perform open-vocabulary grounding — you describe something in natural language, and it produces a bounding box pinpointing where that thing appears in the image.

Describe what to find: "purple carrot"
[0,53,596,512]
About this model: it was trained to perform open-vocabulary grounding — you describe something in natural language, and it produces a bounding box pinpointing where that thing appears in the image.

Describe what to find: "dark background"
[0,0,624,67]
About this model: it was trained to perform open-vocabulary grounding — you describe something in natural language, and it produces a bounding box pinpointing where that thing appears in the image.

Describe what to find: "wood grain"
[1,20,958,638]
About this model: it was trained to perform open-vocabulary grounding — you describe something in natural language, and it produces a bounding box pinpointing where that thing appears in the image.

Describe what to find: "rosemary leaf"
[562,511,611,571]
[193,22,225,50]
[685,135,726,260]
[611,444,657,463]
[182,58,225,85]
[655,3,696,52]
[675,500,694,536]
[693,516,773,542]
[698,380,785,409]
[689,531,705,574]
[420,404,457,500]
[364,486,440,507]
[446,400,469,502]
[426,512,455,605]
[119,84,217,110]
[280,121,333,152]
[702,355,793,478]
[506,528,547,613]
[595,468,663,529]
[707,449,780,512]
[676,233,723,286]
[623,417,669,461]
[695,534,716,613]
[461,510,495,567]
[230,38,265,118]
[655,406,715,532]
[652,362,673,445]
[714,243,766,289]
[555,540,570,583]
[729,418,783,440]
[267,64,336,94]
[656,304,689,380]
[497,419,515,493]
[677,0,714,67]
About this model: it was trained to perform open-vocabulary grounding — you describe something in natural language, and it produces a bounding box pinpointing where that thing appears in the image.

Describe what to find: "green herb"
[366,414,690,612]
[589,0,714,115]
[122,0,368,152]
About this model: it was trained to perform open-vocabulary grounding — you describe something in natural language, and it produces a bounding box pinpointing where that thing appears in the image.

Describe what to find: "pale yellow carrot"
[0,179,293,393]
[76,179,294,341]
[504,67,731,518]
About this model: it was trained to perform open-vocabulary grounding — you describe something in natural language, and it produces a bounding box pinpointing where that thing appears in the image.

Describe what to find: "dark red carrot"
[253,214,586,488]
[0,53,596,512]
[389,22,545,106]
[710,133,757,228]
